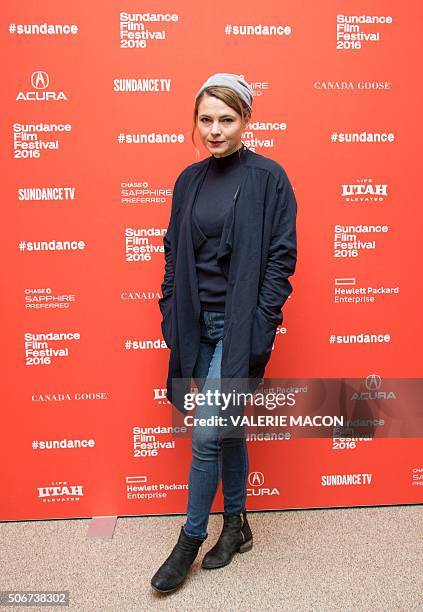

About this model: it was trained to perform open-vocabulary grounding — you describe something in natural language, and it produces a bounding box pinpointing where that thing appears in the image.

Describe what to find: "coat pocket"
[249,306,277,369]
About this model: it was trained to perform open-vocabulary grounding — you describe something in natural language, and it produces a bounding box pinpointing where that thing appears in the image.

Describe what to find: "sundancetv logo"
[321,473,372,486]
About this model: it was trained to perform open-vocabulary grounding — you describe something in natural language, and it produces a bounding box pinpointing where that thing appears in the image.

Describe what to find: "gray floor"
[0,506,422,611]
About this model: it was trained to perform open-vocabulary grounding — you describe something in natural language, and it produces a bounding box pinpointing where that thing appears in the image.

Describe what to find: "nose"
[210,121,222,136]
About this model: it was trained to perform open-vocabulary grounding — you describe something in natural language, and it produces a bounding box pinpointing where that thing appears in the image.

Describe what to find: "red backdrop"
[1,1,422,521]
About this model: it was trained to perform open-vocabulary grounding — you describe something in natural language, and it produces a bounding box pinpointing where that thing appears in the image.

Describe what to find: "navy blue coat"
[158,147,297,414]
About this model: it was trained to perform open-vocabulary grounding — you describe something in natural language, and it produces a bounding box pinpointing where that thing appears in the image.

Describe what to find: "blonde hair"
[191,86,252,159]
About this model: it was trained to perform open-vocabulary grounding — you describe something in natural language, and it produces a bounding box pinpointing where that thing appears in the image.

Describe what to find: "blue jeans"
[183,309,249,539]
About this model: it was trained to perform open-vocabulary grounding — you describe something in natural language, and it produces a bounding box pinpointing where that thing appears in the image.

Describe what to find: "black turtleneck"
[192,144,247,313]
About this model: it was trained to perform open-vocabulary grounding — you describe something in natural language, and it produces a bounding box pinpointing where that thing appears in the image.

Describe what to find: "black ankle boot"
[150,526,207,593]
[201,511,253,570]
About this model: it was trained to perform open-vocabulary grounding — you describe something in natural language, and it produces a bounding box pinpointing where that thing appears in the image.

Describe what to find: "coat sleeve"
[158,170,185,318]
[257,169,298,326]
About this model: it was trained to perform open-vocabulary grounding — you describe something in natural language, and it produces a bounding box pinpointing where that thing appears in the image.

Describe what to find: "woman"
[151,73,297,593]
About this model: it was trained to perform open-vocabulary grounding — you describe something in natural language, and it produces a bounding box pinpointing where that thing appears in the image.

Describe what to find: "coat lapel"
[177,160,209,324]
[216,161,250,280]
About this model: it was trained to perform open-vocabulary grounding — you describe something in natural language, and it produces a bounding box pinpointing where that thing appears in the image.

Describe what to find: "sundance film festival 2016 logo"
[336,14,393,50]
[13,122,72,159]
[16,71,67,101]
[125,227,165,262]
[331,373,382,451]
[333,223,390,258]
[119,11,179,49]
[241,119,287,152]
[332,435,372,451]
[24,331,80,366]
[132,425,187,458]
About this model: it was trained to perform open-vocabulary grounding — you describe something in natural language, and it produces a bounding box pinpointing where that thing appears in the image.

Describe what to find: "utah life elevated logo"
[16,71,67,101]
[37,481,83,503]
[341,178,389,203]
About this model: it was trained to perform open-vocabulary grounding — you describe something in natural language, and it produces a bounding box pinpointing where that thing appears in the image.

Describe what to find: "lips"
[209,141,224,145]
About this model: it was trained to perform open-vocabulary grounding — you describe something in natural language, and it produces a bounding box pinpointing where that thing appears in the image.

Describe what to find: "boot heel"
[238,538,253,553]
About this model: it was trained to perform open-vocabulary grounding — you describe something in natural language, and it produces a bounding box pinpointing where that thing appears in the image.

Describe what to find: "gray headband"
[195,73,253,111]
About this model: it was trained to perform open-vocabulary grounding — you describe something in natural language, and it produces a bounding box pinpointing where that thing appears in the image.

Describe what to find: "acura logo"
[248,471,264,487]
[365,374,382,390]
[31,71,49,90]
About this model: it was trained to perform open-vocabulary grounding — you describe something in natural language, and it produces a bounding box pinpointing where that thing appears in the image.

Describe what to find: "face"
[196,94,250,158]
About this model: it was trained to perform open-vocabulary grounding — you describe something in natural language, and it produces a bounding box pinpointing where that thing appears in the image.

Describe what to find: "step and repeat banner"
[2,1,422,521]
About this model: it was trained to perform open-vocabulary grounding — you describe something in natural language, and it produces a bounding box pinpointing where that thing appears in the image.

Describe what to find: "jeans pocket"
[204,311,225,340]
